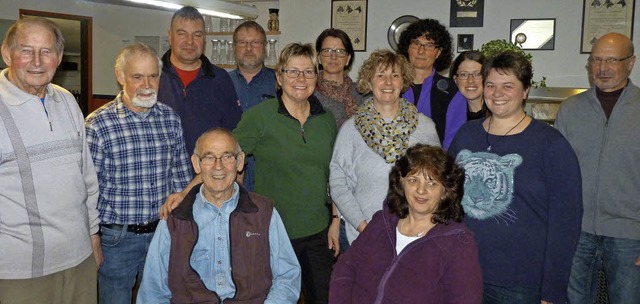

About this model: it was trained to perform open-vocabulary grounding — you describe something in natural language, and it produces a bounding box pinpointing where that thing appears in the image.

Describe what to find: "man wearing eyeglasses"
[556,32,640,304]
[137,128,301,303]
[229,21,276,191]
[85,42,193,304]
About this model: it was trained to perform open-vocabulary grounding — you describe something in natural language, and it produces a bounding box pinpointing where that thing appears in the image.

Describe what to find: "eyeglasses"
[320,48,348,58]
[281,69,317,79]
[587,55,633,65]
[234,40,265,48]
[196,153,238,166]
[409,40,438,52]
[456,71,482,80]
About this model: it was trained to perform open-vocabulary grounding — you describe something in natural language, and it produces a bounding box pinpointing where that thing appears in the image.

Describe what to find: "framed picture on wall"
[450,0,484,27]
[331,0,368,51]
[457,34,474,52]
[0,19,16,69]
[581,0,635,53]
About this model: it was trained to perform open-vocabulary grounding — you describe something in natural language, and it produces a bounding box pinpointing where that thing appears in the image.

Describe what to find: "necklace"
[486,113,527,151]
[399,219,431,237]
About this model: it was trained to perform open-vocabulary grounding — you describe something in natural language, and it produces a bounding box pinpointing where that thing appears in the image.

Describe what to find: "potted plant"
[480,39,547,88]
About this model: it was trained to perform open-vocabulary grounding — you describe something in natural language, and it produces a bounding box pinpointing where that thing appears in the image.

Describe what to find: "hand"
[327,219,340,257]
[159,191,186,219]
[356,220,367,233]
[91,234,103,269]
[635,256,640,266]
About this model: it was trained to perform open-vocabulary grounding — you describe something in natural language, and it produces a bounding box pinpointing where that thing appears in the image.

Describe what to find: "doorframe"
[19,9,93,116]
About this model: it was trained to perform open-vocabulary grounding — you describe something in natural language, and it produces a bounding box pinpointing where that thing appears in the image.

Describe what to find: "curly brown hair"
[397,18,454,73]
[386,144,465,223]
[356,49,414,95]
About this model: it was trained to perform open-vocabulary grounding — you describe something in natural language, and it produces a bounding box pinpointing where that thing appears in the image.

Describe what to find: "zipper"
[300,125,307,143]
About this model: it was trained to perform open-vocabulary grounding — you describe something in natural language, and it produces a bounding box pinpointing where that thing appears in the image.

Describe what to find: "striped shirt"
[85,93,192,224]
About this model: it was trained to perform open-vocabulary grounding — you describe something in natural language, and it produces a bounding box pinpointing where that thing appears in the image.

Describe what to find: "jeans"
[567,231,640,304]
[482,283,540,304]
[291,228,336,304]
[98,225,155,304]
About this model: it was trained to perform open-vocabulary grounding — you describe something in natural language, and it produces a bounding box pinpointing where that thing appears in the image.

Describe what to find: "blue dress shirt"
[137,183,301,303]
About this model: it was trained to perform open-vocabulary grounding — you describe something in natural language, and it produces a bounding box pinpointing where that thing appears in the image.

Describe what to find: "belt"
[100,220,159,234]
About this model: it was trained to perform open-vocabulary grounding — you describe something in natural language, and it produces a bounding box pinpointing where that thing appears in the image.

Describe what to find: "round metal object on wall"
[387,15,419,51]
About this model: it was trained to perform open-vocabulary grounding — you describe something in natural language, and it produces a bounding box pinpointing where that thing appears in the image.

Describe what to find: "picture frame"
[581,0,635,53]
[510,19,556,50]
[457,34,474,53]
[331,0,368,51]
[450,0,484,28]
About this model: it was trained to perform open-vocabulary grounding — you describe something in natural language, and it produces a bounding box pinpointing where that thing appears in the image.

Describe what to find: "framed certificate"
[581,0,635,53]
[331,0,368,51]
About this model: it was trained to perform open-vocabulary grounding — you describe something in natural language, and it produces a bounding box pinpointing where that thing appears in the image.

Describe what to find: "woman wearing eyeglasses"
[233,42,338,304]
[451,51,488,120]
[398,18,466,150]
[329,50,439,246]
[314,28,364,128]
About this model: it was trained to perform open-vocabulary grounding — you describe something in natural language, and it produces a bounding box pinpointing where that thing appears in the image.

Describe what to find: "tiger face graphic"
[456,149,523,223]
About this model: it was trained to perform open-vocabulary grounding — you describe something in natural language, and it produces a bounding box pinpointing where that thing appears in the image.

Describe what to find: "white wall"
[1,0,638,93]
[279,0,640,88]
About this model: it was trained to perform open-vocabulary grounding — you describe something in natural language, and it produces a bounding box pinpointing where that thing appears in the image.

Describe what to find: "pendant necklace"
[400,219,431,237]
[486,113,527,151]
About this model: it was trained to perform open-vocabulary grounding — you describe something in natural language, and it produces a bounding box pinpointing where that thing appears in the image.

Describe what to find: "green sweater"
[233,96,337,239]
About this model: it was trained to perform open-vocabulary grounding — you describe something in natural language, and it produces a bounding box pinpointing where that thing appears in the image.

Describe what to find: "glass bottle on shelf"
[219,18,229,33]
[266,39,278,67]
[210,39,220,64]
[220,39,228,64]
[227,40,236,65]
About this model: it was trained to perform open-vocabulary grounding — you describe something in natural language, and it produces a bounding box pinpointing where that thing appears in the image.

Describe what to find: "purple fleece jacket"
[329,206,483,304]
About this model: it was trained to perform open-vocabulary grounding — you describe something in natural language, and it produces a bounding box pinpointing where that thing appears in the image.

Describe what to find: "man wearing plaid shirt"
[85,42,193,304]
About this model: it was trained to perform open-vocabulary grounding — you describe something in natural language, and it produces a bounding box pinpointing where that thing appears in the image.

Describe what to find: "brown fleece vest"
[166,184,273,304]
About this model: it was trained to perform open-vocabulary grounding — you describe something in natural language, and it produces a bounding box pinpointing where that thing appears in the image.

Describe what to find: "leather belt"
[100,220,159,234]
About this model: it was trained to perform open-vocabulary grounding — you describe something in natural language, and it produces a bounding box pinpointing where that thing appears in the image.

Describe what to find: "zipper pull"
[301,126,307,143]
[49,121,53,131]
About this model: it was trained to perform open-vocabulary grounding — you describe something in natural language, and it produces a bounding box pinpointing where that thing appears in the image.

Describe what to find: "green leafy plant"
[480,39,546,88]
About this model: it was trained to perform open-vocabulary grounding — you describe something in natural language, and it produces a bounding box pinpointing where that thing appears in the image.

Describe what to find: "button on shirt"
[85,93,192,224]
[137,183,301,303]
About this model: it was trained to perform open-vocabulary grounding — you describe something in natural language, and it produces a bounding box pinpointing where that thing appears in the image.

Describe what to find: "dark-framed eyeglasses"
[281,69,317,79]
[587,55,634,65]
[456,71,482,80]
[409,40,438,52]
[196,153,238,166]
[320,48,348,58]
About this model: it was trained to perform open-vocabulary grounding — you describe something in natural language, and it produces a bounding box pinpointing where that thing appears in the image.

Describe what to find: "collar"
[276,90,326,117]
[0,68,60,106]
[161,49,216,77]
[171,182,258,220]
[114,91,163,119]
[231,66,270,83]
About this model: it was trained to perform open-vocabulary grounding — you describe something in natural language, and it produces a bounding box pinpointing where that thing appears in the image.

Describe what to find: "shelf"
[206,31,281,35]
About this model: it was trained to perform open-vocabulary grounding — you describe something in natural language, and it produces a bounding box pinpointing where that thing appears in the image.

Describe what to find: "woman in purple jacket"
[329,144,482,304]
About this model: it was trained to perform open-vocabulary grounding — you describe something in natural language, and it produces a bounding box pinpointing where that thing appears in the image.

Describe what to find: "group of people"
[0,5,638,304]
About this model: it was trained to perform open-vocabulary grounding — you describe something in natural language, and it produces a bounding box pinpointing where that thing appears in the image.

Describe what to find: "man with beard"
[229,21,276,191]
[85,42,193,304]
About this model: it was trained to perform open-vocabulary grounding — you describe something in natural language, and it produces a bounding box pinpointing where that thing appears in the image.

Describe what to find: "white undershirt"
[396,226,421,253]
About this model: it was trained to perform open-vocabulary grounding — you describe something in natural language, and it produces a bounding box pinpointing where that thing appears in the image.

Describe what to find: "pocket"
[100,226,125,247]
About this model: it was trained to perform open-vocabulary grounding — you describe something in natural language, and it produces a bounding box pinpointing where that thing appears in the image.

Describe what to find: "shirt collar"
[0,68,60,106]
[195,182,240,214]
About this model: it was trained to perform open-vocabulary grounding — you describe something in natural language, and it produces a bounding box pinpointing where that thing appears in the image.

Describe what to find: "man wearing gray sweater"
[556,32,640,304]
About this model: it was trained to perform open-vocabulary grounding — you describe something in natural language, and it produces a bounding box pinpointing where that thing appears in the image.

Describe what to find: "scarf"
[316,72,358,117]
[354,97,419,164]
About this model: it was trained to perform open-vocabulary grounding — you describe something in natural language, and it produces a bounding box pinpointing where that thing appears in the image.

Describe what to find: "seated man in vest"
[137,128,301,303]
